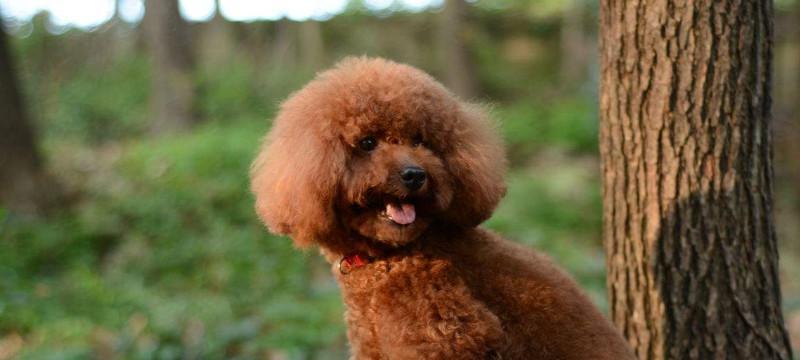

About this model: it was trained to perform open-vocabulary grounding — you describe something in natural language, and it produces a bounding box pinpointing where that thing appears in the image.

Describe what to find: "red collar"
[338,253,374,274]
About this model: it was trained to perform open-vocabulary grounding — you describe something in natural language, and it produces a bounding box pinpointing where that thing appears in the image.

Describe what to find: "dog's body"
[251,57,634,359]
[338,226,633,359]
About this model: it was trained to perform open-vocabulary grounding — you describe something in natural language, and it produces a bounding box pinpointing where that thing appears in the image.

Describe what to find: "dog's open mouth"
[360,190,432,227]
[347,192,435,244]
[380,203,416,225]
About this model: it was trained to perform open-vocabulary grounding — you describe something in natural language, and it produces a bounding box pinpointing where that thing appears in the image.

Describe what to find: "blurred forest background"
[0,0,799,358]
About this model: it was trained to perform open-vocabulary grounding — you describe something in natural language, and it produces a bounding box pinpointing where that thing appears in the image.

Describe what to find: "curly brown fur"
[251,57,634,359]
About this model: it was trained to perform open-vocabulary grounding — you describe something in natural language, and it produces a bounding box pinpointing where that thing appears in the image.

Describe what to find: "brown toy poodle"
[250,57,635,359]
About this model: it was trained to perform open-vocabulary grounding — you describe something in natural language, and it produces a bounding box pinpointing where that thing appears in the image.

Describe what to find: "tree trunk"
[198,0,234,68]
[599,0,793,359]
[270,20,295,68]
[438,0,478,99]
[559,0,587,88]
[107,0,137,61]
[144,0,195,134]
[0,16,59,214]
[298,20,324,71]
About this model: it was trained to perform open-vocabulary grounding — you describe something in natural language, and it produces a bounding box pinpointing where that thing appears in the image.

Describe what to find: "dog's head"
[250,57,506,254]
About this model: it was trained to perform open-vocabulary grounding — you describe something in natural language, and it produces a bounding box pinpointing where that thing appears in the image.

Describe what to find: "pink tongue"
[386,203,416,225]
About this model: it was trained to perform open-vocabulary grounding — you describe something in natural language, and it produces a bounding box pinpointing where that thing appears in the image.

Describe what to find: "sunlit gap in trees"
[0,0,444,35]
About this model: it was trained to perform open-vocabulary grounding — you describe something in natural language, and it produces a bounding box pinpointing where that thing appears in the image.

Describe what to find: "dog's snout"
[400,166,426,191]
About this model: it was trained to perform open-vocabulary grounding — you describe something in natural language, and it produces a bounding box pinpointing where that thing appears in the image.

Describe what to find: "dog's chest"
[337,267,396,359]
[333,255,474,358]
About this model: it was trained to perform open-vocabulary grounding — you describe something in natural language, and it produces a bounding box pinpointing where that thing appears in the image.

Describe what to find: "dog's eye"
[358,136,378,151]
[412,134,424,147]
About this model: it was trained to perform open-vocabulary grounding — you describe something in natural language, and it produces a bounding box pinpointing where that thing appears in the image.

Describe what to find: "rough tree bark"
[0,17,59,214]
[144,0,195,134]
[599,0,793,359]
[438,0,478,99]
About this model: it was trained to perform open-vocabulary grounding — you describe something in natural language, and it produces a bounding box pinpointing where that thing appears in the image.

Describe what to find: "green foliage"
[48,54,150,143]
[499,97,598,163]
[9,25,150,144]
[196,60,269,123]
[1,123,345,358]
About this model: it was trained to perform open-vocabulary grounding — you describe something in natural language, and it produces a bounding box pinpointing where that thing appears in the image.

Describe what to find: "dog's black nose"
[400,166,426,191]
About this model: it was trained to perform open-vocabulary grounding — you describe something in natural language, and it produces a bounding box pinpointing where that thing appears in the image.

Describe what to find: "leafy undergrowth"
[1,122,345,359]
[498,97,599,165]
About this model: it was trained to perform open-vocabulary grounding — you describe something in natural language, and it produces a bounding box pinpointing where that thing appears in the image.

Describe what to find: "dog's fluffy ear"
[442,103,507,227]
[250,99,345,248]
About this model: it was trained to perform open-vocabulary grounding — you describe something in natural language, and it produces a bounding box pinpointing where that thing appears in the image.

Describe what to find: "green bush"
[49,55,150,143]
[1,122,345,358]
[499,97,598,163]
[196,61,269,123]
[196,60,316,125]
